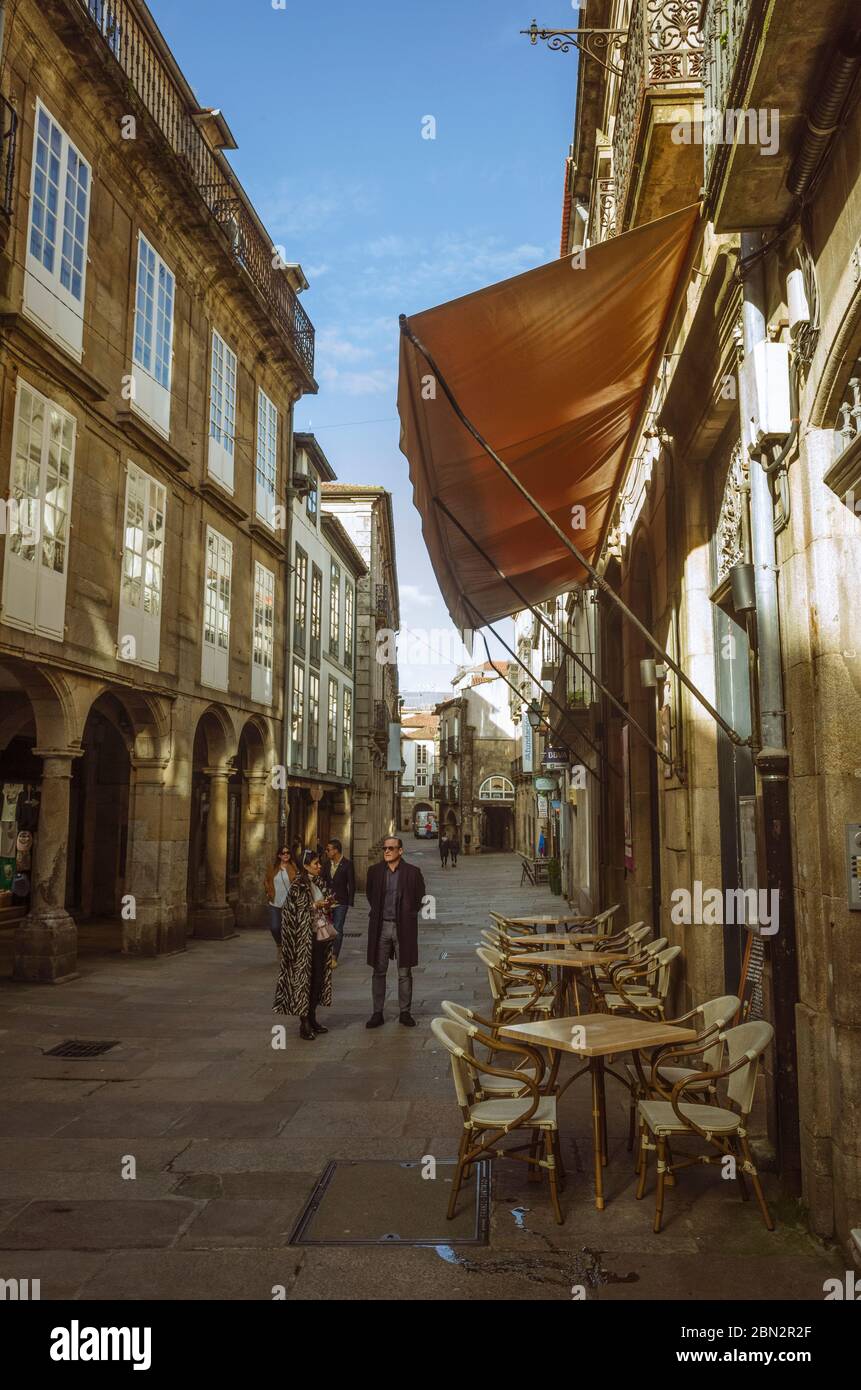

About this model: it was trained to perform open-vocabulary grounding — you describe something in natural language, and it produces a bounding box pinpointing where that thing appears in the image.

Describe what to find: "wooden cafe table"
[499,1014,698,1210]
[509,932,605,948]
[508,949,627,1014]
[507,914,588,927]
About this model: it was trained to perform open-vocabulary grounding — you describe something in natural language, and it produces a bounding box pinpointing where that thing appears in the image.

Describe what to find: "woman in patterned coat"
[273,848,335,1040]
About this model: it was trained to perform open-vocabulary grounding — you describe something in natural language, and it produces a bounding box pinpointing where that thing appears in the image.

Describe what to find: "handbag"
[313,907,338,943]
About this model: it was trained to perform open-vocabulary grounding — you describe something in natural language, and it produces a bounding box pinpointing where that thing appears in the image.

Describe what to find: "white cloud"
[400,583,434,608]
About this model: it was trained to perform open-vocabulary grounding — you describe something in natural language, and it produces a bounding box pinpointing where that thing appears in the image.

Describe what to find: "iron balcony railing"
[375,582,393,629]
[613,0,704,227]
[72,0,314,378]
[1,95,17,216]
[701,0,760,191]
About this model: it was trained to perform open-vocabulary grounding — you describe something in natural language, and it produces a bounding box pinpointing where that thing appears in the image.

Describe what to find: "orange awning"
[398,205,701,632]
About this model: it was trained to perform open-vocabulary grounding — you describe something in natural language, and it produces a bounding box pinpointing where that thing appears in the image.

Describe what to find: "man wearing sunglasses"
[365,836,426,1028]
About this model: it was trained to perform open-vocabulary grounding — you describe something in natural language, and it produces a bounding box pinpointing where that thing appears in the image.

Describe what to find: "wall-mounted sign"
[522,718,534,774]
[541,746,569,768]
[536,794,549,817]
[534,776,558,793]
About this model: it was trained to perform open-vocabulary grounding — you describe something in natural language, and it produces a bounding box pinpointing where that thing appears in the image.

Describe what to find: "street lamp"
[527,699,542,730]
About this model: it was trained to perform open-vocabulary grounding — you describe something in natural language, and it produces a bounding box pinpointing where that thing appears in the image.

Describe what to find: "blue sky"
[149,0,579,691]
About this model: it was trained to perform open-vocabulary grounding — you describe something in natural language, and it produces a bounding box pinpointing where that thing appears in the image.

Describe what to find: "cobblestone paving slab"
[0,847,845,1300]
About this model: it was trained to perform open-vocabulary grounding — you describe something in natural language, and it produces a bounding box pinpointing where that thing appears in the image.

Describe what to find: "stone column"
[304,784,323,849]
[237,770,269,930]
[190,766,236,939]
[13,749,81,983]
[125,757,176,957]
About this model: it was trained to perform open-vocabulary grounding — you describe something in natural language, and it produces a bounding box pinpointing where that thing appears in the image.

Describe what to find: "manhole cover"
[289,1158,491,1246]
[43,1040,120,1058]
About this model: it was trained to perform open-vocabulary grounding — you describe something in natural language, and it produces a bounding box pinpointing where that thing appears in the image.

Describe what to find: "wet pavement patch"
[289,1158,491,1246]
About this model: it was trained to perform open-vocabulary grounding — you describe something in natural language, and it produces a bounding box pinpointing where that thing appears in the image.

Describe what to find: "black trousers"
[307,938,328,1017]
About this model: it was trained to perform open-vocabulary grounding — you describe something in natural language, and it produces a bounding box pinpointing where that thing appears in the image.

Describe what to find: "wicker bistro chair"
[602,944,681,1019]
[432,1016,565,1225]
[476,946,556,1023]
[591,921,651,953]
[623,994,742,1153]
[440,1001,548,1099]
[635,1020,776,1233]
[592,935,667,993]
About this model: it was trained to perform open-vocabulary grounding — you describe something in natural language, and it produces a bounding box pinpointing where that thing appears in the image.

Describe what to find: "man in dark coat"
[323,838,355,962]
[365,835,426,1029]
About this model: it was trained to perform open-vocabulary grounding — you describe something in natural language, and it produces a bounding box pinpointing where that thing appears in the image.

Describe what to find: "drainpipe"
[739,232,802,1195]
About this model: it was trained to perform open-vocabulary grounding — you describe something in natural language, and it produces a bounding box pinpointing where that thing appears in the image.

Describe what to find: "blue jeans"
[268,904,282,944]
[331,903,349,959]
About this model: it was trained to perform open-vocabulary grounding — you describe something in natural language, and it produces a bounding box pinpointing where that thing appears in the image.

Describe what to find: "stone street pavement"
[0,848,843,1301]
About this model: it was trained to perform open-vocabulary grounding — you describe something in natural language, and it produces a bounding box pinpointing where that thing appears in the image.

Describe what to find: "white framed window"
[416,742,430,788]
[328,559,340,658]
[308,672,320,771]
[327,676,339,774]
[255,388,278,526]
[342,686,353,780]
[118,462,166,670]
[479,775,515,801]
[201,526,232,690]
[208,329,237,491]
[24,102,91,361]
[291,660,305,766]
[131,232,175,438]
[2,381,75,639]
[344,581,354,668]
[252,561,274,705]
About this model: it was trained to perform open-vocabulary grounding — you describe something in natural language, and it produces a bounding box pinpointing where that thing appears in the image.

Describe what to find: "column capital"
[33,748,84,777]
[202,765,234,781]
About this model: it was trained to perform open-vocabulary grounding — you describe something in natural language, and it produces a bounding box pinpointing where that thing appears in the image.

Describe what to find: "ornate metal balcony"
[68,0,315,380]
[613,0,704,229]
[1,95,17,219]
[700,0,757,184]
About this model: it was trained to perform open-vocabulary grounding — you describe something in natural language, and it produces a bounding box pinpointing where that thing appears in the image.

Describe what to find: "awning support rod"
[461,594,611,784]
[432,495,669,767]
[400,315,748,749]
[474,625,616,783]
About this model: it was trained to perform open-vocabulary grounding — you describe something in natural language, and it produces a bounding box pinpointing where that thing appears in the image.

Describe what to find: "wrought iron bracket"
[522,20,628,77]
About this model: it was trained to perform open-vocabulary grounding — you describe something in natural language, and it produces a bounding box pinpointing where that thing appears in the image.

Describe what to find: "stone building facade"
[283,435,364,858]
[320,485,400,888]
[434,663,516,853]
[399,706,438,835]
[562,0,861,1252]
[0,0,315,977]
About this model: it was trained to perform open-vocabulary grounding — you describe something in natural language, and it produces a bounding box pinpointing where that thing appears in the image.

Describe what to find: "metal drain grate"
[343,931,362,938]
[290,1158,491,1246]
[43,1040,120,1059]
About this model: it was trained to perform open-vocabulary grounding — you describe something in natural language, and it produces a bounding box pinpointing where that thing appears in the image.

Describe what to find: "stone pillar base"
[13,911,79,984]
[189,904,238,939]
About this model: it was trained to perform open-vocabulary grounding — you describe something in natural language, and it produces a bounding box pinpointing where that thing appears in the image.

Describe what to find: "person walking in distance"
[438,831,449,870]
[448,829,460,867]
[264,847,297,955]
[274,849,337,1040]
[365,836,426,1029]
[324,838,355,965]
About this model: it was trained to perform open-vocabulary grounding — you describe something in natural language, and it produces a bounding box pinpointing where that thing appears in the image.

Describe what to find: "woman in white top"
[264,848,296,952]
